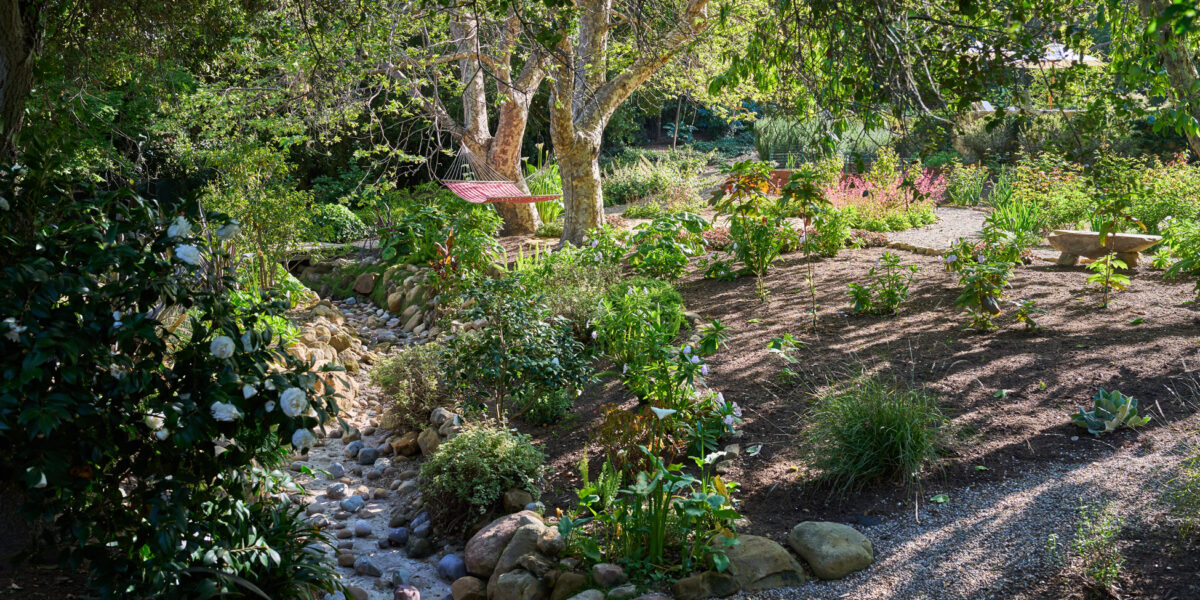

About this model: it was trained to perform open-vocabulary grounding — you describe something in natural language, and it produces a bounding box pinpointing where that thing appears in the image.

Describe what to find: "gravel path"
[886,207,987,253]
[737,435,1188,600]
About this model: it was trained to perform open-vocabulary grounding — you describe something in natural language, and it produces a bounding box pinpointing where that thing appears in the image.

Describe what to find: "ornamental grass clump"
[805,375,945,494]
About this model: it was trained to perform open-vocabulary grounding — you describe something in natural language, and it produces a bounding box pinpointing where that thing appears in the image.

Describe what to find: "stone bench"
[1047,230,1162,267]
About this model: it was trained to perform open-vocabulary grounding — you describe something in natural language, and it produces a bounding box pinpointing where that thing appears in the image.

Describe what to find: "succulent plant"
[1072,388,1151,436]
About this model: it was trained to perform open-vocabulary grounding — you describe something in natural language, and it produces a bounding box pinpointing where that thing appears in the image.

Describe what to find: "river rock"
[439,554,468,581]
[357,447,379,465]
[417,427,441,456]
[719,534,807,591]
[788,521,874,580]
[464,510,544,576]
[549,572,587,600]
[394,585,421,600]
[591,563,627,588]
[353,272,378,294]
[452,576,487,600]
[492,569,547,600]
[503,488,535,514]
[672,571,739,600]
[354,556,383,577]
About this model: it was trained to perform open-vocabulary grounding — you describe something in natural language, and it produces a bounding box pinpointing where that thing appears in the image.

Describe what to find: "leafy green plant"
[804,375,944,494]
[373,342,453,432]
[1071,388,1151,436]
[419,423,545,534]
[560,450,740,576]
[443,276,593,422]
[514,244,624,338]
[1010,299,1046,332]
[377,185,503,279]
[628,212,709,280]
[847,252,919,315]
[1163,218,1200,298]
[309,203,370,243]
[1086,254,1130,307]
[1149,248,1173,270]
[1071,502,1125,592]
[594,283,687,368]
[955,261,1011,332]
[945,160,989,206]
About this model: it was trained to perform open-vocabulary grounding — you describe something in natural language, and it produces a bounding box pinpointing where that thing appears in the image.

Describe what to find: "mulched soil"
[524,244,1200,597]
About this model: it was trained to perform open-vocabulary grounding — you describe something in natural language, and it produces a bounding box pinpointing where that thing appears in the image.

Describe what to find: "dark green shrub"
[443,276,592,421]
[309,203,370,243]
[603,277,687,326]
[0,150,340,597]
[419,423,545,534]
[373,342,453,432]
[805,375,944,494]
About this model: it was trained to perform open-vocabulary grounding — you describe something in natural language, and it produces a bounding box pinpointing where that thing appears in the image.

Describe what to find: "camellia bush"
[0,150,342,598]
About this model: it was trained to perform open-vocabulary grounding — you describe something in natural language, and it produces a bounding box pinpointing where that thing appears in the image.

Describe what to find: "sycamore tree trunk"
[0,0,42,162]
[396,11,545,235]
[1139,0,1200,159]
[550,0,712,245]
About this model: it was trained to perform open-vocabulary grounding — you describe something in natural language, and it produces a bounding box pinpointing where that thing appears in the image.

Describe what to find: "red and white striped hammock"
[439,145,560,205]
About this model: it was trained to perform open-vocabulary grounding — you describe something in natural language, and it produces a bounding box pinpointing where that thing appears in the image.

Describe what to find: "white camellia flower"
[210,336,235,359]
[144,413,165,430]
[210,401,242,422]
[155,429,170,441]
[175,244,202,265]
[216,221,241,240]
[3,317,25,342]
[650,407,677,420]
[264,400,276,413]
[279,387,307,418]
[242,384,257,399]
[167,216,191,239]
[292,429,317,451]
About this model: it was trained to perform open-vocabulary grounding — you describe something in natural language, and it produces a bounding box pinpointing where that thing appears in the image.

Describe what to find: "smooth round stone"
[436,554,467,581]
[327,462,346,479]
[357,448,379,465]
[353,520,372,537]
[387,527,409,547]
[344,440,364,458]
[335,529,354,539]
[326,483,348,499]
[337,541,354,550]
[366,469,382,481]
[340,495,366,513]
[412,521,431,539]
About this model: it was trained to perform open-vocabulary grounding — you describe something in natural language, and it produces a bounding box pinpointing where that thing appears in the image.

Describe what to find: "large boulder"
[492,569,548,600]
[717,534,807,592]
[504,488,536,514]
[464,510,544,576]
[488,524,548,597]
[353,272,378,294]
[788,521,874,580]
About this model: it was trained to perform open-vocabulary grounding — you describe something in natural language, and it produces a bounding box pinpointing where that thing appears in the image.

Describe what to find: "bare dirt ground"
[530,243,1200,599]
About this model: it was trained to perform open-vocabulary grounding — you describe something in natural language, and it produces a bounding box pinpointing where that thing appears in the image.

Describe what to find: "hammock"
[439,145,561,204]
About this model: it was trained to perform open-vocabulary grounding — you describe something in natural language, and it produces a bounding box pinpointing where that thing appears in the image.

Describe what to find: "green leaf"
[930,494,949,504]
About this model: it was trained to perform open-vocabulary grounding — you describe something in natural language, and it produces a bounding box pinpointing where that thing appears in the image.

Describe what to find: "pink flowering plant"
[0,153,341,597]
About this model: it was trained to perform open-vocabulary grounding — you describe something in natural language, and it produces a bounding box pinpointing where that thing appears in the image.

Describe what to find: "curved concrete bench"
[1047,230,1162,267]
